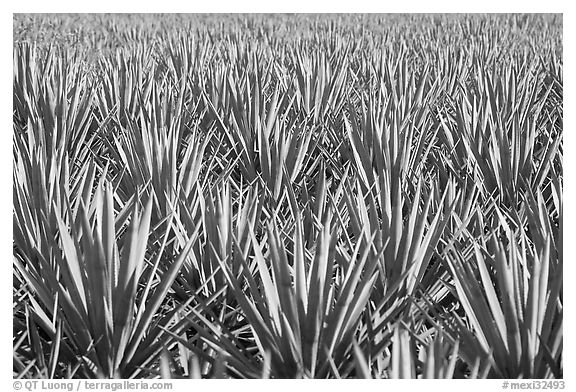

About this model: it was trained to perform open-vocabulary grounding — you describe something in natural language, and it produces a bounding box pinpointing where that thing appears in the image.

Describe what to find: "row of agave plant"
[13,14,562,379]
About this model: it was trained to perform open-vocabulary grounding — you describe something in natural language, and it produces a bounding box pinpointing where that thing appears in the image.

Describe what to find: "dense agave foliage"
[13,14,562,379]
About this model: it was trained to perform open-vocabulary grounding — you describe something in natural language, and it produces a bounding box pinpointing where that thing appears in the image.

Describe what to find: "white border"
[4,4,572,388]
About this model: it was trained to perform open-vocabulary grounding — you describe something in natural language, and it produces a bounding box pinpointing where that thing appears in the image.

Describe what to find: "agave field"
[13,13,563,379]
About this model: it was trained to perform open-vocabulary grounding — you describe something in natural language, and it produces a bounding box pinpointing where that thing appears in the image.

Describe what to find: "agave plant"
[14,13,562,379]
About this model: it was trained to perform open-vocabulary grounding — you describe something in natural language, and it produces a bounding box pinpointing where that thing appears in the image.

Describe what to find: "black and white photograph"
[12,9,564,383]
